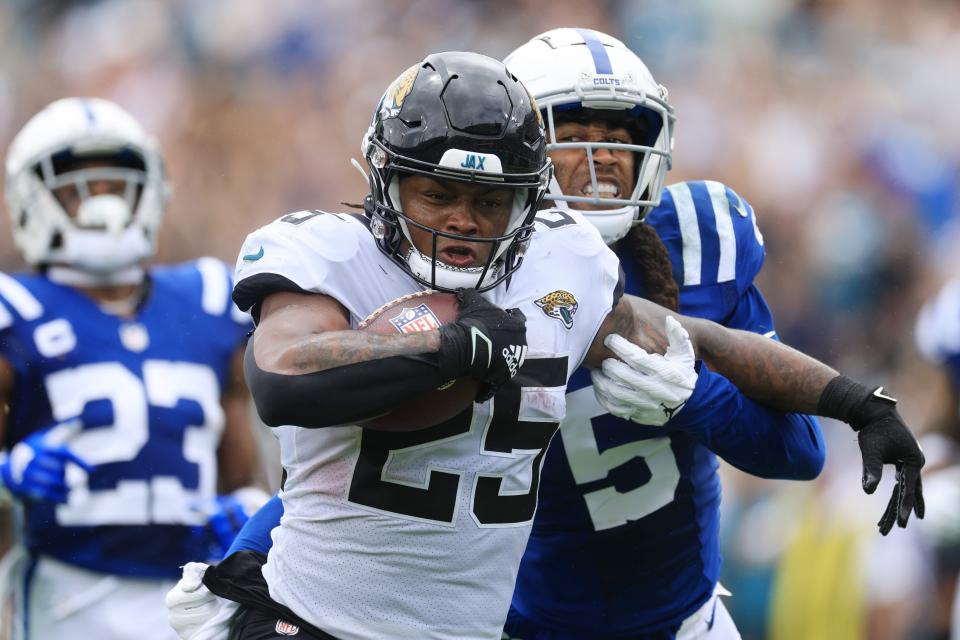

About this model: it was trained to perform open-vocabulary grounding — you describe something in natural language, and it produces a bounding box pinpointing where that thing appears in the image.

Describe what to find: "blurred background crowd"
[1,0,958,638]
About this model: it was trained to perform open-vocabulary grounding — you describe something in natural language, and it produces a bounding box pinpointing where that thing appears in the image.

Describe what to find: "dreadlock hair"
[621,221,679,312]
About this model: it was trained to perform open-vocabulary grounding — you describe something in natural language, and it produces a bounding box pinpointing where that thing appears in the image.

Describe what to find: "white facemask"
[45,193,152,281]
[75,194,130,234]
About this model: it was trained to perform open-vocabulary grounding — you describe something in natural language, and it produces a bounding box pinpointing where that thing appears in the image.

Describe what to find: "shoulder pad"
[235,210,367,273]
[534,207,585,232]
[647,180,765,292]
[0,272,44,330]
[232,210,369,316]
[532,207,610,260]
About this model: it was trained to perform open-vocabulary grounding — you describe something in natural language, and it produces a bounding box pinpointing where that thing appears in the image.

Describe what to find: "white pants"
[675,584,741,640]
[10,552,179,640]
[501,583,741,640]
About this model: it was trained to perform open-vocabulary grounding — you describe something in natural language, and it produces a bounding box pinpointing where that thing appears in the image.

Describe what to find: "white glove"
[591,316,697,426]
[191,599,240,640]
[166,562,236,640]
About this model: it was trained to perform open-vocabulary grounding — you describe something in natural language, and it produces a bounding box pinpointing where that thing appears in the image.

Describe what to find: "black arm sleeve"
[244,338,453,431]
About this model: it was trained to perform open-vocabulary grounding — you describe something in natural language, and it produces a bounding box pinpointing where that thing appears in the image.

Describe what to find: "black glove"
[818,376,925,535]
[438,288,528,402]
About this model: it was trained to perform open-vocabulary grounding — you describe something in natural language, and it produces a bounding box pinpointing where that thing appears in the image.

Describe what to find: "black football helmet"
[364,51,552,292]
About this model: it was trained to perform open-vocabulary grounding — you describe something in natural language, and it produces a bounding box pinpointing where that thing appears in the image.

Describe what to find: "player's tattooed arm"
[584,293,668,364]
[676,308,925,535]
[588,294,925,534]
[285,331,440,374]
[248,291,450,429]
[253,291,440,375]
[585,294,834,413]
[245,289,523,429]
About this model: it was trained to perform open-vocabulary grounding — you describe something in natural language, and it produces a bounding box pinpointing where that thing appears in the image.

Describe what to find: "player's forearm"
[245,338,452,430]
[686,321,838,414]
[255,328,441,375]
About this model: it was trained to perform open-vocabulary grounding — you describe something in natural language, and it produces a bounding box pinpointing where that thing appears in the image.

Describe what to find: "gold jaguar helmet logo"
[380,64,419,120]
[535,290,578,330]
[527,89,544,130]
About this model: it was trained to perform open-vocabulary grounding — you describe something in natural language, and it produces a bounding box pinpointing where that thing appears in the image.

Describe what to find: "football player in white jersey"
[0,98,265,640]
[166,51,925,640]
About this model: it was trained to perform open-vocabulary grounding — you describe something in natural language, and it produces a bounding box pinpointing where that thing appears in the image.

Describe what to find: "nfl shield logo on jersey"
[275,619,300,636]
[389,303,442,334]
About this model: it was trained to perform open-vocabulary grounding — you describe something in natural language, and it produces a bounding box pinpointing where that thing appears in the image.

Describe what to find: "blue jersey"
[0,259,251,578]
[508,181,824,638]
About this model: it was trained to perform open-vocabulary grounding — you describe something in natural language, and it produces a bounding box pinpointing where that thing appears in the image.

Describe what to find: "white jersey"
[233,208,621,640]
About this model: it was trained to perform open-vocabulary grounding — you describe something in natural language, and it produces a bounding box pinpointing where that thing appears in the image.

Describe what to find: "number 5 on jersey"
[561,386,680,531]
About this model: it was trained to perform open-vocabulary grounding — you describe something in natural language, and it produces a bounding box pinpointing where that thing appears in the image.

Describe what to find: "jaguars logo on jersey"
[535,290,578,329]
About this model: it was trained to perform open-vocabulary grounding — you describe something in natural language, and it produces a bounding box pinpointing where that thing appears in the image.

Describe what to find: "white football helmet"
[505,28,675,244]
[4,97,169,280]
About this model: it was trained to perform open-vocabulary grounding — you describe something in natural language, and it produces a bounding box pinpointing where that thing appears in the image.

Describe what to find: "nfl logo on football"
[389,303,442,334]
[274,619,300,636]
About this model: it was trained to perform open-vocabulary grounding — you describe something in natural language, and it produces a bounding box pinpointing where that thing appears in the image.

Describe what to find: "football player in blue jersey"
[500,27,928,639]
[500,28,823,639]
[0,97,265,640]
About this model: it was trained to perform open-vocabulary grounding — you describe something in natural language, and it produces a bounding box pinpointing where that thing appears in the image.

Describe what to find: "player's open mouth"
[581,181,621,198]
[438,245,479,268]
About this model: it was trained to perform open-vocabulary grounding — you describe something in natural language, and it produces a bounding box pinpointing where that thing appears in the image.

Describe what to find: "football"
[357,291,478,429]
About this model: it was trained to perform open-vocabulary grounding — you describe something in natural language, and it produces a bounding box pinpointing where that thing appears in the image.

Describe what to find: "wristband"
[816,375,895,432]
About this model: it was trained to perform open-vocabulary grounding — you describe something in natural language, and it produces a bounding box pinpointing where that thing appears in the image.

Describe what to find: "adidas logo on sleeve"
[502,345,528,378]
